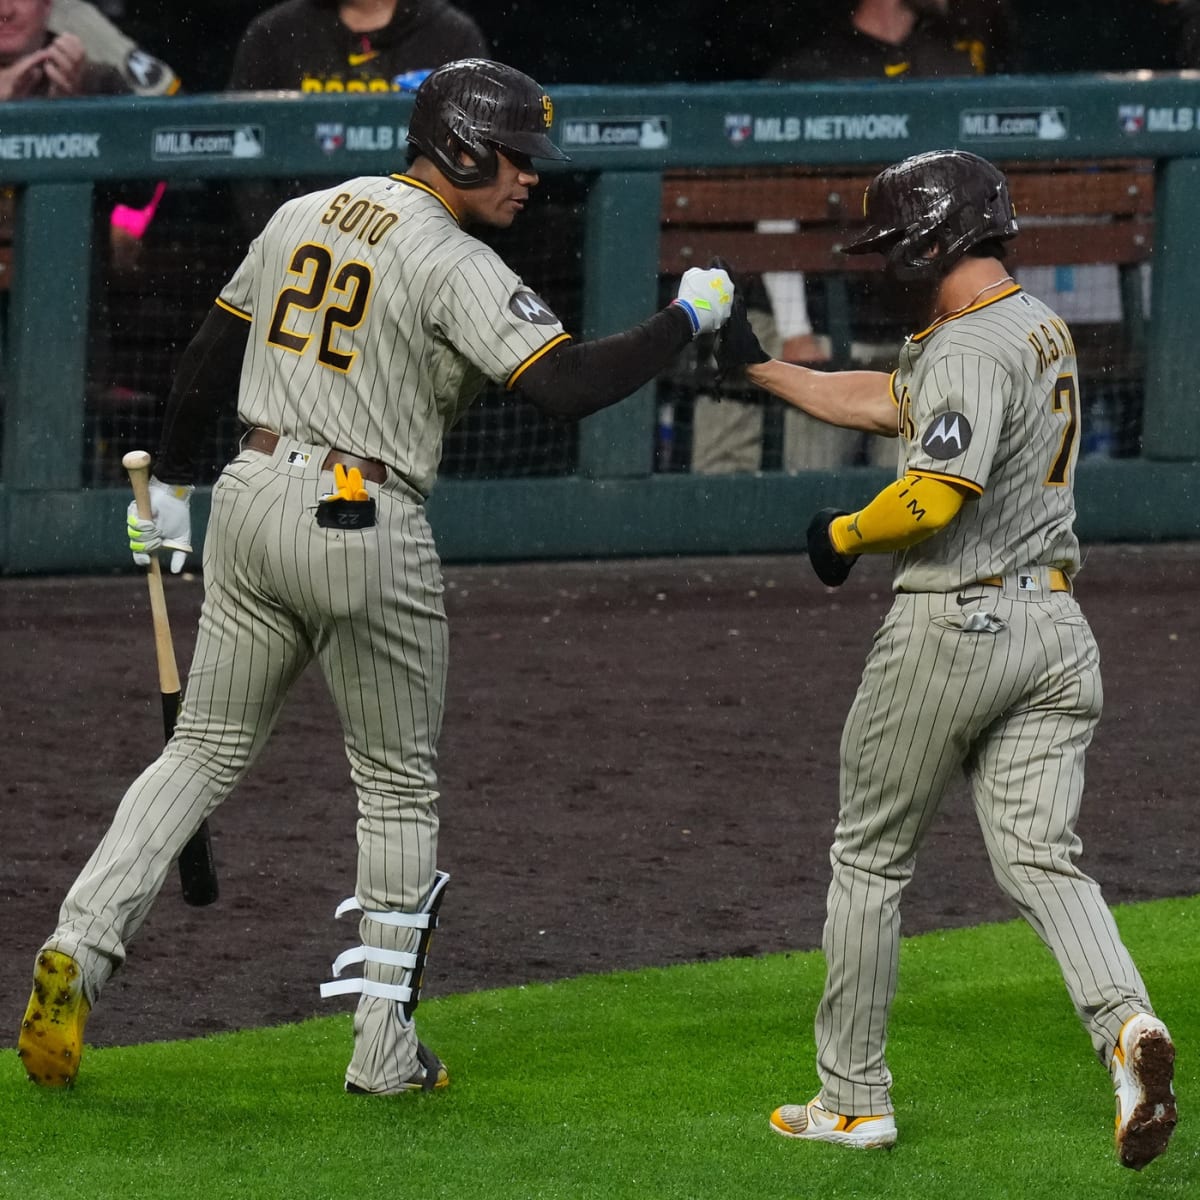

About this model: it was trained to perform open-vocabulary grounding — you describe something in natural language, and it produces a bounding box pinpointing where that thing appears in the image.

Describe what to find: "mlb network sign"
[726,113,909,144]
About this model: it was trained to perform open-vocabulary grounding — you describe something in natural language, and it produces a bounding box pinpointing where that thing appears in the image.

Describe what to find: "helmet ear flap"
[885,220,948,282]
[440,127,498,188]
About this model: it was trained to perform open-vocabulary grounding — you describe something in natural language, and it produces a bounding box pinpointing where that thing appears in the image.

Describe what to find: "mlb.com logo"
[725,114,753,144]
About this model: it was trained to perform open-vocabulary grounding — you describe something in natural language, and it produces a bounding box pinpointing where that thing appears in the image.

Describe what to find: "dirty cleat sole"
[1112,1014,1177,1170]
[18,950,90,1088]
[770,1098,897,1149]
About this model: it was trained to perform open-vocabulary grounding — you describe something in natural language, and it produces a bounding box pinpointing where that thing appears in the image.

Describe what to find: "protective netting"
[656,163,1152,474]
[72,163,1150,486]
[79,174,589,487]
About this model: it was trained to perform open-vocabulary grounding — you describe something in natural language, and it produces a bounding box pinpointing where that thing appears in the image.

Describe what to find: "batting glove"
[672,265,735,336]
[328,463,369,501]
[127,477,194,574]
[715,291,770,378]
[806,508,856,588]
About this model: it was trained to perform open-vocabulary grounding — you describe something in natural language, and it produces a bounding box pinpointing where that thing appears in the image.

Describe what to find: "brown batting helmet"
[844,149,1018,280]
[406,58,569,188]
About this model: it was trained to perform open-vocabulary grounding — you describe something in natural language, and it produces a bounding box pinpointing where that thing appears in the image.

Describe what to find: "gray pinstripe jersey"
[218,174,568,497]
[891,285,1082,592]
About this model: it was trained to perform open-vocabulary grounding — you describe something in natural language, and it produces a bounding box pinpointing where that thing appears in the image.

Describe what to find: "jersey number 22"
[267,242,374,374]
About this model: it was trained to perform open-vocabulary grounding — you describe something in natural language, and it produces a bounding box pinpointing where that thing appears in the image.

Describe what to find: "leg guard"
[320,871,449,1018]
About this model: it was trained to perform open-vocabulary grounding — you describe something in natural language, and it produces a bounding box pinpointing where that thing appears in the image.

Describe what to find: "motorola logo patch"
[509,291,558,325]
[126,50,166,90]
[921,412,972,459]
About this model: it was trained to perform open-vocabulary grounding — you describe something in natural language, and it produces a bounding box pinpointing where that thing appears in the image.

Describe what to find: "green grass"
[2,898,1197,1199]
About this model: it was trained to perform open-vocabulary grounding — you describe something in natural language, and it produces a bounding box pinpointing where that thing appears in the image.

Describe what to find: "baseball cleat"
[1111,1013,1177,1170]
[18,950,90,1088]
[769,1097,897,1149]
[345,1041,448,1095]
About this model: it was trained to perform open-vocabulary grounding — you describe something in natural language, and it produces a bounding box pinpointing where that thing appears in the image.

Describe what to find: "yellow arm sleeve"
[828,473,967,556]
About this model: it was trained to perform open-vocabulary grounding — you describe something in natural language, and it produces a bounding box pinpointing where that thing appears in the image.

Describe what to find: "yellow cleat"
[18,950,90,1088]
[769,1097,897,1149]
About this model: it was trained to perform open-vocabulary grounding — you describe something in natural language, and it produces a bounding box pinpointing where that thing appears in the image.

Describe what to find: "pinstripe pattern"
[893,287,1081,592]
[42,171,562,1092]
[224,174,566,497]
[53,444,447,1088]
[811,289,1158,1118]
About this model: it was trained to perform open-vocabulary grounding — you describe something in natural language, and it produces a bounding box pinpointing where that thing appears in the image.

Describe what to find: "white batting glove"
[126,477,194,574]
[672,266,735,336]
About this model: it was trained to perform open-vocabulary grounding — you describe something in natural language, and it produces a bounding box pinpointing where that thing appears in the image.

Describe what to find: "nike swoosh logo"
[348,51,378,67]
[884,62,911,77]
[956,593,989,606]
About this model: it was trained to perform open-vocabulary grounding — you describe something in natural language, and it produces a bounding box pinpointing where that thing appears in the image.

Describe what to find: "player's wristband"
[670,297,702,335]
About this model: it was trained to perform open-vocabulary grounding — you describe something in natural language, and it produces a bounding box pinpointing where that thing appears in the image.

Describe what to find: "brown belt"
[978,568,1072,593]
[242,428,388,485]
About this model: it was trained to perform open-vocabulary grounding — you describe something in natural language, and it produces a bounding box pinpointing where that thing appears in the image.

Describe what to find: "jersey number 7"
[1045,373,1079,486]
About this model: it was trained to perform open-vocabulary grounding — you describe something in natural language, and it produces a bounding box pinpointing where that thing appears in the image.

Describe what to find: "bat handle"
[122,449,154,521]
[122,449,181,696]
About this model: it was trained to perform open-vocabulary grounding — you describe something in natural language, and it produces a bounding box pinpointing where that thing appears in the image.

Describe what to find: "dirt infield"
[3,544,1198,1048]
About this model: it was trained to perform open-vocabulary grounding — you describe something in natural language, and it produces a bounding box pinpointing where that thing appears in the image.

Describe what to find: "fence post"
[577,170,663,479]
[2,182,94,490]
[1143,157,1200,461]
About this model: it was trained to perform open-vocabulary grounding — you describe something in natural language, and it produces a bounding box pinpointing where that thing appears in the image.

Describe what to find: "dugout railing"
[2,74,1200,574]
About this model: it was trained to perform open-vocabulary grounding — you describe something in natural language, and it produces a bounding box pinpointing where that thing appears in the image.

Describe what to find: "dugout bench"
[659,160,1154,457]
[660,158,1155,277]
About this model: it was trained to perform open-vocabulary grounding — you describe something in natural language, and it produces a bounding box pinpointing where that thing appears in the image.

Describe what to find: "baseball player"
[715,150,1177,1169]
[18,58,734,1095]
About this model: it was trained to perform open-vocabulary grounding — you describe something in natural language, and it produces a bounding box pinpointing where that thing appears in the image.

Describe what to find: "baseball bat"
[123,450,219,907]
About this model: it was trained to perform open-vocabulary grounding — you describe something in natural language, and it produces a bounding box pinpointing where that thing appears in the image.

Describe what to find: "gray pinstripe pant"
[47,439,447,1091]
[817,583,1153,1115]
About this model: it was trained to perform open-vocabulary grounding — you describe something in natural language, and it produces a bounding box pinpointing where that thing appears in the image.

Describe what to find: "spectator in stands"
[1,0,109,97]
[228,0,488,92]
[48,0,178,95]
[227,0,490,235]
[769,0,1013,79]
[691,0,1014,475]
[2,0,177,98]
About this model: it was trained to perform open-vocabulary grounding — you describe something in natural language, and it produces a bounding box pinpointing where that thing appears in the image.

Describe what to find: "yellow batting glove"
[345,467,368,501]
[329,463,370,501]
[332,462,350,499]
